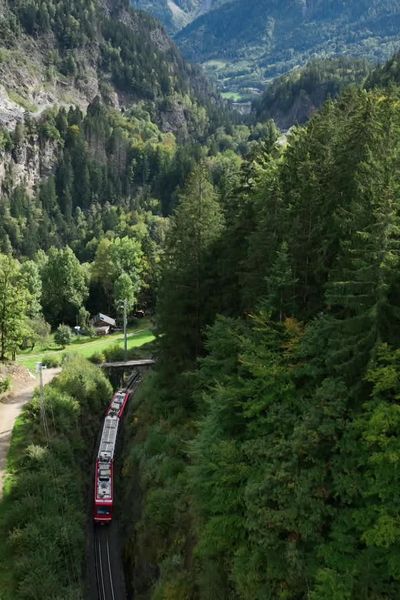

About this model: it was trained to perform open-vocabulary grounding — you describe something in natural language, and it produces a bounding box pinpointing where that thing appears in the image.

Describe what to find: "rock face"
[0,135,59,195]
[133,0,230,32]
[0,0,209,133]
[0,35,106,131]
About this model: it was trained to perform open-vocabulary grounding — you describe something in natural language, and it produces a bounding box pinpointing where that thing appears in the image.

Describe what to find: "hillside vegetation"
[121,56,400,598]
[176,0,400,95]
[254,57,371,129]
[0,0,217,129]
[0,358,112,599]
[0,0,270,352]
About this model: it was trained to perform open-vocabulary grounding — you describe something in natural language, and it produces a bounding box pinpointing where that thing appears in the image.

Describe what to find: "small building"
[91,313,117,336]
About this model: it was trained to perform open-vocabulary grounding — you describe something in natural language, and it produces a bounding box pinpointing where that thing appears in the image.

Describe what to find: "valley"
[1,0,400,599]
[174,0,400,97]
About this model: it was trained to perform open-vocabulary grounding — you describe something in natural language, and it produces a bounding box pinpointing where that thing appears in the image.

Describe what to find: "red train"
[94,389,131,524]
[106,390,130,418]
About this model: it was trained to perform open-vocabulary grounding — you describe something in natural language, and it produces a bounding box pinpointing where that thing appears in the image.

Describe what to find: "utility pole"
[123,298,128,363]
[36,362,49,440]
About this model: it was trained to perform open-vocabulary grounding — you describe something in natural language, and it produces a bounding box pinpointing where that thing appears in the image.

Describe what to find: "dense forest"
[1,0,400,597]
[254,56,371,129]
[0,93,278,361]
[175,0,400,95]
[120,61,400,599]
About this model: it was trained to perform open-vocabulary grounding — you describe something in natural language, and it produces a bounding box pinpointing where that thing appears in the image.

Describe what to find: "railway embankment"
[0,357,112,599]
[0,366,60,499]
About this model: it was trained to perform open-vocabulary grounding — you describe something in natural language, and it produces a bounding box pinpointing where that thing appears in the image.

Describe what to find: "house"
[91,313,117,336]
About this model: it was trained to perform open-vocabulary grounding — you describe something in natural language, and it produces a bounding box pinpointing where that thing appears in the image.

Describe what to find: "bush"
[89,351,106,365]
[82,324,97,338]
[41,355,62,368]
[54,324,72,348]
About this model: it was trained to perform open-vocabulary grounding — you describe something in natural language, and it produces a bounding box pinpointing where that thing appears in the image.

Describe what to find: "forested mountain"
[0,0,243,359]
[0,0,216,130]
[0,0,275,361]
[176,0,400,96]
[366,50,400,88]
[254,57,371,129]
[3,0,400,596]
[119,56,400,599]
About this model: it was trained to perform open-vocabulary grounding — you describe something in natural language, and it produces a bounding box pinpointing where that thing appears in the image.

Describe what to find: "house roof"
[95,313,117,327]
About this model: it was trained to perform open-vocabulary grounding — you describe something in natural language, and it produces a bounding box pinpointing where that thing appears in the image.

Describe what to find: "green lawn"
[17,323,155,371]
[221,91,243,101]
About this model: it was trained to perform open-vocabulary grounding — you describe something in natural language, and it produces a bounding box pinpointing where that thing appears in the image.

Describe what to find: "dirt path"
[0,368,61,498]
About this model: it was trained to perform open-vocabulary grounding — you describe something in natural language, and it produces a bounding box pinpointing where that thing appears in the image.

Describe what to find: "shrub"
[103,344,125,362]
[41,355,62,368]
[89,351,106,365]
[54,324,72,348]
[82,324,97,338]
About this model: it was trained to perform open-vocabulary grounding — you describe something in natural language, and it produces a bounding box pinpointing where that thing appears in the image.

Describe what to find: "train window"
[96,507,111,515]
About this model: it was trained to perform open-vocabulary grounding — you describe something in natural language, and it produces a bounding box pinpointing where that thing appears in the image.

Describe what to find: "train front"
[94,459,113,524]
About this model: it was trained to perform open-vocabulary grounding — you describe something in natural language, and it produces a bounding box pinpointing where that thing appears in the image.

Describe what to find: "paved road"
[0,368,61,498]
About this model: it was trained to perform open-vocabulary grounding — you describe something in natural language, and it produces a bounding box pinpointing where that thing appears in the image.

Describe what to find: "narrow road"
[0,368,61,498]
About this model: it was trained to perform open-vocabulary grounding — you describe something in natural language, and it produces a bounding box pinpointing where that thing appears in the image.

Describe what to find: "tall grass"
[0,357,112,599]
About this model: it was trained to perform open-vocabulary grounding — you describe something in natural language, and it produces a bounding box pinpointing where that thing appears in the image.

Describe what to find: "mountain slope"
[254,56,371,129]
[133,0,229,32]
[175,0,400,95]
[0,0,216,132]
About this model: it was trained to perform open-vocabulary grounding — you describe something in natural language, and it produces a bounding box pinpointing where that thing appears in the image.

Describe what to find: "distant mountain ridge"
[133,0,229,32]
[174,0,400,95]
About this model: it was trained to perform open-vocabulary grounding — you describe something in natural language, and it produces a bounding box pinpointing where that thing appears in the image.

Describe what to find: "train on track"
[94,375,139,524]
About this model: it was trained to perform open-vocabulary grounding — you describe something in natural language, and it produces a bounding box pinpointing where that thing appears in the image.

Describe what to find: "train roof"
[98,415,119,462]
[107,391,127,417]
[95,460,113,502]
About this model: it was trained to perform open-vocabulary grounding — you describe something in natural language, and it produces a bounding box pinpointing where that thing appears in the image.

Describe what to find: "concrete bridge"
[100,359,155,369]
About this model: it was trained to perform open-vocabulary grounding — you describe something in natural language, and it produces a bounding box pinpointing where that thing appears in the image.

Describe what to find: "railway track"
[92,371,141,600]
[94,527,116,600]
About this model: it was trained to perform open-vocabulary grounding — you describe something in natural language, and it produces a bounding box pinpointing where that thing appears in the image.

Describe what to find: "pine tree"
[157,164,225,378]
[325,94,400,387]
[264,241,297,321]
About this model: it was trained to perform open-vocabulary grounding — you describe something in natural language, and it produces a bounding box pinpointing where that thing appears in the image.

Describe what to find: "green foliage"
[0,358,112,599]
[21,316,51,351]
[122,82,400,599]
[20,260,42,319]
[41,354,62,368]
[92,236,144,313]
[54,324,72,348]
[41,247,88,325]
[157,164,225,381]
[0,254,31,360]
[176,0,400,95]
[0,375,11,395]
[88,350,105,365]
[255,57,371,129]
[366,51,400,89]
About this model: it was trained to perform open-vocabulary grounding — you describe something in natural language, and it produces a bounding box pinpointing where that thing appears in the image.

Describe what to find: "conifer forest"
[1,1,400,599]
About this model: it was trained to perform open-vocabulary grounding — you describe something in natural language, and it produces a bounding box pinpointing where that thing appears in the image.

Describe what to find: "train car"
[106,390,130,419]
[94,415,119,524]
[94,459,113,523]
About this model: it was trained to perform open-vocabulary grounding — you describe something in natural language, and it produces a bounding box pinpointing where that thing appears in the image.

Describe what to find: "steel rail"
[106,537,116,600]
[94,371,142,599]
